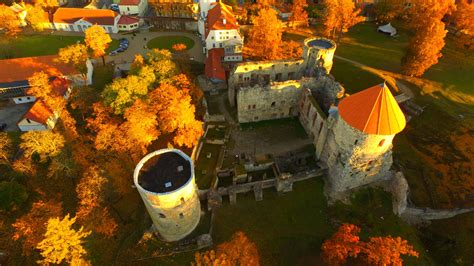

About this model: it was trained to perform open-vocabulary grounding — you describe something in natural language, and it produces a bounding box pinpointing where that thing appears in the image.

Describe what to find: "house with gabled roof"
[203,1,243,62]
[118,0,148,16]
[41,8,127,33]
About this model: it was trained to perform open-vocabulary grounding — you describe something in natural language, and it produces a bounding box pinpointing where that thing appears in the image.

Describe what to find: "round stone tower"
[322,83,406,193]
[133,149,201,242]
[303,37,337,74]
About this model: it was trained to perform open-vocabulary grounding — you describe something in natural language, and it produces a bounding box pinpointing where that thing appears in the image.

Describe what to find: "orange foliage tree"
[321,224,419,266]
[194,231,260,266]
[321,223,362,266]
[76,166,118,237]
[322,0,364,43]
[402,0,454,76]
[362,236,419,266]
[12,200,62,255]
[374,0,403,23]
[0,4,21,36]
[172,43,187,52]
[289,0,308,28]
[247,8,283,60]
[85,25,112,66]
[451,0,474,50]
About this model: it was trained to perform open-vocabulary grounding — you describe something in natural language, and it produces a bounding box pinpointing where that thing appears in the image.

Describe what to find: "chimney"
[223,18,226,25]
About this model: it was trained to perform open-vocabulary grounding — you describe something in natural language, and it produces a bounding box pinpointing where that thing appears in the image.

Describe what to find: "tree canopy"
[0,4,21,36]
[247,8,283,60]
[322,0,364,42]
[20,131,65,162]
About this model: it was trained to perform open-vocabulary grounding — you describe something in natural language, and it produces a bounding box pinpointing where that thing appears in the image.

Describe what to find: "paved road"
[47,29,204,64]
[0,101,33,132]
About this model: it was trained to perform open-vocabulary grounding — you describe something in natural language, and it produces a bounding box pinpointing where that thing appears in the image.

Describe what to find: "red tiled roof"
[0,55,77,85]
[118,15,139,25]
[53,8,118,25]
[119,0,140,5]
[338,83,406,135]
[205,48,226,81]
[23,100,53,125]
[205,2,238,38]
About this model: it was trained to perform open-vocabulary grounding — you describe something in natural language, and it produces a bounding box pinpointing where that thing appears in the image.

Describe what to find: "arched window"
[378,139,385,147]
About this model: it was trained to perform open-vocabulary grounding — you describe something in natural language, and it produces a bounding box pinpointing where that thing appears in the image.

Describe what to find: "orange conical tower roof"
[338,83,406,135]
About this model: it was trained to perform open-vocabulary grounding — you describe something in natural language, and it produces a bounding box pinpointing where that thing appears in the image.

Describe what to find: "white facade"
[17,112,59,132]
[44,17,120,33]
[119,0,148,16]
[133,149,201,242]
[118,21,139,31]
[204,29,243,54]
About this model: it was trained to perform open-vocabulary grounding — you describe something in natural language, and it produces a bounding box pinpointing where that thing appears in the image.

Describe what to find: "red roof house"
[205,48,226,81]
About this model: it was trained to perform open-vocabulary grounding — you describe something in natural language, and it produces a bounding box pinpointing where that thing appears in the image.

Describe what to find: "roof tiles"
[338,83,406,135]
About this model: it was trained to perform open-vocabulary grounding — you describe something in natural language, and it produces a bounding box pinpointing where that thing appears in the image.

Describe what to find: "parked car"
[119,38,129,45]
[0,123,7,131]
[110,4,119,12]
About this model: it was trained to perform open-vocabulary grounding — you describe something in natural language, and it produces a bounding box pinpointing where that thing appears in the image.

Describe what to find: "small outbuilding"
[377,23,397,36]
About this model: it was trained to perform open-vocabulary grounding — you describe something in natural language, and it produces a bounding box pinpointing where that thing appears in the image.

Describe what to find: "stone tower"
[321,83,406,194]
[133,149,201,242]
[302,37,337,74]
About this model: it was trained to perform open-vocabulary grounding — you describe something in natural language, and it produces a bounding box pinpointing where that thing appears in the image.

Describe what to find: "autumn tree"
[102,74,150,114]
[256,0,274,9]
[321,224,419,266]
[85,25,112,66]
[0,4,21,36]
[374,0,403,23]
[247,8,283,60]
[130,54,145,74]
[28,71,66,112]
[451,0,474,50]
[25,4,47,31]
[76,166,118,237]
[34,0,58,14]
[289,0,308,28]
[321,224,363,266]
[57,44,90,85]
[12,200,62,255]
[322,0,364,43]
[0,132,13,164]
[47,151,78,179]
[402,0,454,76]
[172,43,187,52]
[194,231,260,266]
[37,214,91,265]
[146,49,178,83]
[20,131,65,162]
[150,83,204,148]
[362,236,419,265]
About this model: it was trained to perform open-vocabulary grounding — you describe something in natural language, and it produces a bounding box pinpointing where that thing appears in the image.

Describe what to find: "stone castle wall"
[321,115,395,193]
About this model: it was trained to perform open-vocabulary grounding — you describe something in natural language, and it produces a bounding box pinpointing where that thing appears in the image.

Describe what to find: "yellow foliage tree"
[146,48,178,83]
[0,4,21,36]
[25,4,48,31]
[102,74,150,114]
[247,8,283,60]
[12,200,62,255]
[85,25,112,66]
[57,44,90,84]
[20,131,65,162]
[28,71,66,112]
[289,0,308,28]
[34,0,58,11]
[37,214,91,265]
[322,0,364,42]
[0,132,12,164]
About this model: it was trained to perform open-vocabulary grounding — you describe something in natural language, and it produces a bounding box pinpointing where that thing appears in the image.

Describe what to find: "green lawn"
[0,34,119,59]
[147,35,195,51]
[212,178,431,265]
[331,58,384,94]
[195,143,222,189]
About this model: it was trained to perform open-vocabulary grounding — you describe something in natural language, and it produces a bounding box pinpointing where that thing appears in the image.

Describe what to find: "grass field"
[212,178,431,265]
[0,34,120,59]
[147,36,195,51]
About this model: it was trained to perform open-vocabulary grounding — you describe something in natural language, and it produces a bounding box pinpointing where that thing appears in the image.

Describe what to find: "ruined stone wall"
[228,58,305,106]
[302,37,337,74]
[321,114,395,193]
[237,80,302,123]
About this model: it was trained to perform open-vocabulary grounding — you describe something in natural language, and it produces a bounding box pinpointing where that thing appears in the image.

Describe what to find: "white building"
[118,0,148,16]
[41,8,137,33]
[198,0,216,37]
[203,2,243,62]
